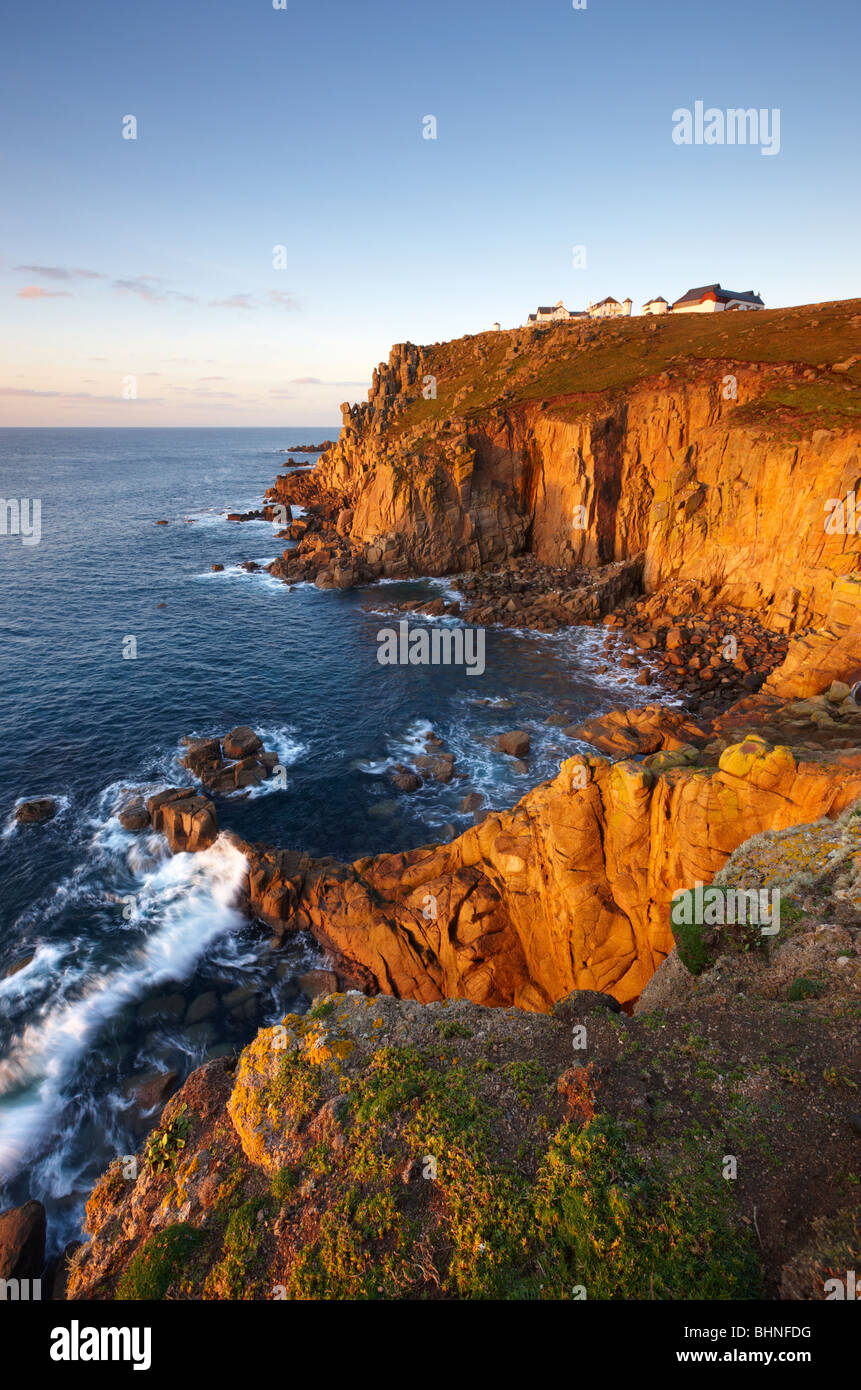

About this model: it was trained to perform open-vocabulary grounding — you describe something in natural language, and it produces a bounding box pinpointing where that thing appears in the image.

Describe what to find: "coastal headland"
[9,300,861,1301]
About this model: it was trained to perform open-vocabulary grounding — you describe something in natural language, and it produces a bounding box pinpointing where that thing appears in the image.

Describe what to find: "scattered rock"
[14,798,57,826]
[498,730,530,758]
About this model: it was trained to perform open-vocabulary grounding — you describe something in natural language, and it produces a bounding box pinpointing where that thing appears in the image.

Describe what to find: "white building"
[671,283,765,313]
[525,300,586,326]
[642,296,669,315]
[587,296,632,319]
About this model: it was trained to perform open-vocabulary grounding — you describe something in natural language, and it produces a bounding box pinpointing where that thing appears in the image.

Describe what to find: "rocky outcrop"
[767,575,861,698]
[239,734,861,1010]
[67,875,860,1301]
[270,305,859,649]
[145,789,218,854]
[180,727,279,794]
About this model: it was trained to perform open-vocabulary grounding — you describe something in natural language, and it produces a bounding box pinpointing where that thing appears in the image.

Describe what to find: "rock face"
[0,1200,46,1280]
[240,736,861,1009]
[145,789,218,854]
[767,576,861,698]
[68,887,861,1302]
[267,304,860,649]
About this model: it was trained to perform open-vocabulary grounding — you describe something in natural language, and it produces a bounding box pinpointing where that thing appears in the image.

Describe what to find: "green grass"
[270,1043,761,1300]
[116,1223,209,1301]
[390,299,861,440]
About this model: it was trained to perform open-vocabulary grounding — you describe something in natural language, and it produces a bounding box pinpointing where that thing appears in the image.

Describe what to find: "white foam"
[0,835,248,1180]
[2,795,72,841]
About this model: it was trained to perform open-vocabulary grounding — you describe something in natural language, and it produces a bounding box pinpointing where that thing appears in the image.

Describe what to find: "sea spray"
[0,834,248,1182]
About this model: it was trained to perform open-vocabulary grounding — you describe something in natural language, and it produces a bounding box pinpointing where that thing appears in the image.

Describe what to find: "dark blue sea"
[0,427,656,1250]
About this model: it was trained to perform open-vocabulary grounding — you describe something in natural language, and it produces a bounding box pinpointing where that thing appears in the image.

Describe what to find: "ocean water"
[0,427,658,1250]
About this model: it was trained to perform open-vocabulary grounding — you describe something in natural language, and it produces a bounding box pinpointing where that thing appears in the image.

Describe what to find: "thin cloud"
[208,290,300,311]
[0,386,164,402]
[16,286,72,299]
[287,377,367,386]
[209,293,255,310]
[15,264,106,281]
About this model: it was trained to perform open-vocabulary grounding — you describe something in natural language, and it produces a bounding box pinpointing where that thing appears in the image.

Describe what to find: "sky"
[1,0,859,427]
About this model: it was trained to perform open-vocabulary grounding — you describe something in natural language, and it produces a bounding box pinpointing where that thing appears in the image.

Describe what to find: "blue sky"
[1,0,858,426]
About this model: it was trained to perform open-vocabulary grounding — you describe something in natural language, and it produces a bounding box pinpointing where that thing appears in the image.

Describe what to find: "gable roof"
[718,288,764,306]
[643,295,668,305]
[591,296,620,308]
[673,283,763,308]
[673,283,721,305]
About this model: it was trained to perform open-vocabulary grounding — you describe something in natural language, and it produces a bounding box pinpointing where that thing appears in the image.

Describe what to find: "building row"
[519,283,765,327]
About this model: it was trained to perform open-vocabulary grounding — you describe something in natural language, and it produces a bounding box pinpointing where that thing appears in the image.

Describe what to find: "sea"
[0,427,658,1251]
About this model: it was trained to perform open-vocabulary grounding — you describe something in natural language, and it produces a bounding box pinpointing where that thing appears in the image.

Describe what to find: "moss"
[271,1166,299,1201]
[205,1197,271,1299]
[527,1116,762,1300]
[116,1223,209,1301]
[279,1044,760,1300]
[670,886,769,976]
[435,1020,474,1039]
[788,976,824,1001]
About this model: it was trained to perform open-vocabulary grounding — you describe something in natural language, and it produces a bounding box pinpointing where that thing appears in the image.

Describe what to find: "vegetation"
[270,1043,761,1300]
[143,1102,192,1177]
[116,1223,208,1300]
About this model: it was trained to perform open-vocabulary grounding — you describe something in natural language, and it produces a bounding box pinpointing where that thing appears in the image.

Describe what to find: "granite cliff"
[9,301,860,1302]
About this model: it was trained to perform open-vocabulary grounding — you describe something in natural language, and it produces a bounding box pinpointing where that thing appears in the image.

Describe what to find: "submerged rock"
[15,798,57,825]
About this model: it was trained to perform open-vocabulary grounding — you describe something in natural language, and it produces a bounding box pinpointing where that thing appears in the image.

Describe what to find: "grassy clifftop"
[388,298,861,439]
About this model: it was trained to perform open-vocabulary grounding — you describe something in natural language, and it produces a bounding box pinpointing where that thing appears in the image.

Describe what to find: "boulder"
[118,799,150,832]
[222,727,262,760]
[497,731,530,758]
[124,1069,179,1116]
[14,798,57,826]
[181,738,223,778]
[186,991,219,1025]
[147,789,218,853]
[390,770,421,793]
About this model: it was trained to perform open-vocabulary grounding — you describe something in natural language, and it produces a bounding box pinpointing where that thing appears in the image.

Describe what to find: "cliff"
[66,804,861,1300]
[240,714,861,1010]
[270,300,860,667]
[36,303,861,1303]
